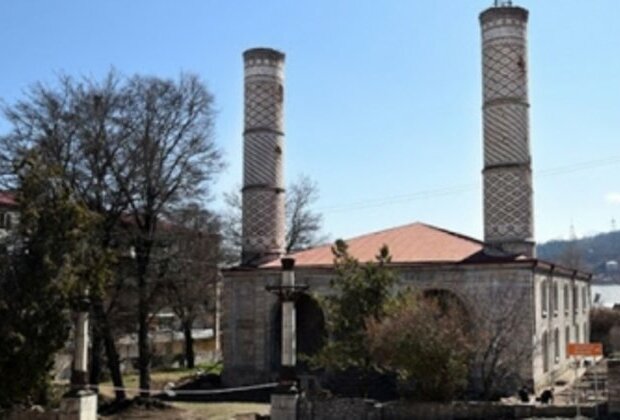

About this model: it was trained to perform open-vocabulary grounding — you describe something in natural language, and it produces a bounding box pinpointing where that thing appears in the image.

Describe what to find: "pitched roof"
[262,222,505,268]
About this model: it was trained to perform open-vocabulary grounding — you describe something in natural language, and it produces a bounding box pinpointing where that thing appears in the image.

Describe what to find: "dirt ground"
[102,402,269,419]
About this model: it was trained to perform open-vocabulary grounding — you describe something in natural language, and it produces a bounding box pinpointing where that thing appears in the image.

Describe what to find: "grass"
[99,363,217,399]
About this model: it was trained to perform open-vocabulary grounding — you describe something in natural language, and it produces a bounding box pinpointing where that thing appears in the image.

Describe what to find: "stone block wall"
[222,263,538,391]
[608,358,620,414]
[296,397,605,420]
[532,271,591,390]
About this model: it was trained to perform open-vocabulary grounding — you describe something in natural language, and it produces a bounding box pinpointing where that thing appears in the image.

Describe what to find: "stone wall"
[532,272,591,390]
[297,397,605,420]
[298,397,378,420]
[223,261,589,393]
[222,271,280,385]
[222,264,537,390]
[608,358,620,414]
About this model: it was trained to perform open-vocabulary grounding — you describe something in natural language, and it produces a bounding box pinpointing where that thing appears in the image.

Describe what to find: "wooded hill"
[537,230,620,280]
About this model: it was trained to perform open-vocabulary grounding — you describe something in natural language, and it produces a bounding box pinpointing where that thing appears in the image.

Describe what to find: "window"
[573,286,579,314]
[554,329,560,364]
[541,280,548,317]
[582,287,588,313]
[542,332,549,373]
[575,324,581,343]
[564,284,569,315]
[565,326,570,357]
[553,282,559,316]
[584,322,588,342]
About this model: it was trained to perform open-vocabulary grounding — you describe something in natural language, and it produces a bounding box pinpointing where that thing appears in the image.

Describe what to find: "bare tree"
[112,74,223,394]
[285,175,326,253]
[469,282,533,400]
[221,189,242,265]
[222,174,326,263]
[0,71,223,397]
[0,73,131,400]
[162,204,221,368]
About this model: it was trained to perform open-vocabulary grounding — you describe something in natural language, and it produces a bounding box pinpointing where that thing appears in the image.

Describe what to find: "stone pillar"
[281,259,297,377]
[269,257,304,420]
[241,48,286,266]
[73,311,89,385]
[480,5,535,257]
[60,302,98,420]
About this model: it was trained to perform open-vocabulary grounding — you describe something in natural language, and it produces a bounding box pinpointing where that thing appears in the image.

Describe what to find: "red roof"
[262,222,501,268]
[0,191,16,207]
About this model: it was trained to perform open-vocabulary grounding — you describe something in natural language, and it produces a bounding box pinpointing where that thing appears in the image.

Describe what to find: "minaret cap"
[243,47,285,62]
[480,4,528,23]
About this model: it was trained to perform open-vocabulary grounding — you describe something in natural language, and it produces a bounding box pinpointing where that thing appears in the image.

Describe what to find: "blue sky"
[1,0,619,243]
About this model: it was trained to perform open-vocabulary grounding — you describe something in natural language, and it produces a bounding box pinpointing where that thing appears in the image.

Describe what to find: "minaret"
[480,3,535,257]
[241,48,286,266]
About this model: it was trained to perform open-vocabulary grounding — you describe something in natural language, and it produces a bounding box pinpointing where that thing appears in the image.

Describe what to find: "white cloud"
[605,192,620,204]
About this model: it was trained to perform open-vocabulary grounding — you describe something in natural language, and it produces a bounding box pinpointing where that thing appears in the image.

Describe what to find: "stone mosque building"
[222,3,592,393]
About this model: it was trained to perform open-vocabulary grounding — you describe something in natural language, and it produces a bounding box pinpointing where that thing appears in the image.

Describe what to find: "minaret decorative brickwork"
[241,48,286,266]
[480,5,535,257]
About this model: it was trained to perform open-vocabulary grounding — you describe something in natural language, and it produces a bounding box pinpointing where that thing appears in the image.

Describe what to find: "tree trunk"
[89,322,103,391]
[93,297,126,401]
[137,251,151,397]
[183,320,195,369]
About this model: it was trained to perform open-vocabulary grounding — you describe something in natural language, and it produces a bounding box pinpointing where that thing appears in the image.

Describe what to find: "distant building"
[221,3,592,395]
[0,191,17,239]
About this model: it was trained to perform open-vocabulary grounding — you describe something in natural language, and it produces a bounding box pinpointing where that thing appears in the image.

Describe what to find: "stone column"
[241,48,286,266]
[480,5,535,257]
[73,311,89,385]
[60,297,98,420]
[268,257,306,420]
[280,259,297,377]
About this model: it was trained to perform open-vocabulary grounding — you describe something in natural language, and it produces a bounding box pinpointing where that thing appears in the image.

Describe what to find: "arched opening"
[271,294,326,373]
[422,289,471,327]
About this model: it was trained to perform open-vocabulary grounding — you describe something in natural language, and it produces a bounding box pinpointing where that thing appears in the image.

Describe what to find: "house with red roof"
[0,191,17,238]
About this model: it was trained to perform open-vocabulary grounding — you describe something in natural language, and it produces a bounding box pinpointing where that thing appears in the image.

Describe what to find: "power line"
[319,155,620,214]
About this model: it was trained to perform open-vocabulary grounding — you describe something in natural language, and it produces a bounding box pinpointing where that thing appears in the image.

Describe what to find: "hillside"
[537,230,620,282]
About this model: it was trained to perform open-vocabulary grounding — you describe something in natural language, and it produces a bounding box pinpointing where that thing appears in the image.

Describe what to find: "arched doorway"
[271,294,326,373]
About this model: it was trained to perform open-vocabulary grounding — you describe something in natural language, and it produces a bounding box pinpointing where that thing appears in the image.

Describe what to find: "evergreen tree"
[0,154,96,407]
[311,240,396,397]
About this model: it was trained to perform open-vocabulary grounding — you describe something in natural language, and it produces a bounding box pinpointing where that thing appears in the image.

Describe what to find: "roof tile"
[262,222,490,268]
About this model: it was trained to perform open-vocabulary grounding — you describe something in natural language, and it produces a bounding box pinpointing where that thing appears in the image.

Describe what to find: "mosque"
[222,3,591,394]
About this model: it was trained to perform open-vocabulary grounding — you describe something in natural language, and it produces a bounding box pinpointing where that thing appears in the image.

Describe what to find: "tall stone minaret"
[241,48,286,266]
[480,3,535,257]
